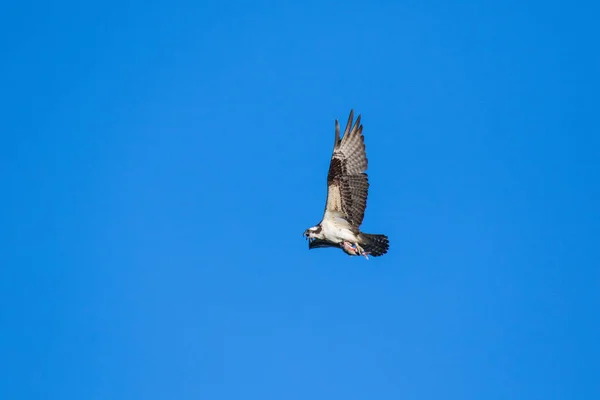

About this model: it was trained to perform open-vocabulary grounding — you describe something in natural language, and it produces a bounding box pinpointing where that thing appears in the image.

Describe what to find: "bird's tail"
[360,233,389,257]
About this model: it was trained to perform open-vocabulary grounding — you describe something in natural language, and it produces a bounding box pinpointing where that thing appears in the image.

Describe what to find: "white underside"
[320,210,360,244]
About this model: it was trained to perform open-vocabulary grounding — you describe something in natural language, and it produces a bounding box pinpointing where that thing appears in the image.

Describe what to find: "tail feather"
[360,233,389,257]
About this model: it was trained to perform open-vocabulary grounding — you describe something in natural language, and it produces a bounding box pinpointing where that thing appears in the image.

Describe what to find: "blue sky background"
[1,1,599,399]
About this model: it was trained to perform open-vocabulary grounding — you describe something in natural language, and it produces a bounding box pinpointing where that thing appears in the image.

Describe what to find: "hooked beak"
[303,230,314,242]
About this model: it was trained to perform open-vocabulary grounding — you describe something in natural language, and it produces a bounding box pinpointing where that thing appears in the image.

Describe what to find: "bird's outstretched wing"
[324,110,369,228]
[308,238,339,250]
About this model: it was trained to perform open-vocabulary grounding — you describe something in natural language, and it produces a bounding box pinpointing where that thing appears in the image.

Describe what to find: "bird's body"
[320,210,360,245]
[303,110,389,259]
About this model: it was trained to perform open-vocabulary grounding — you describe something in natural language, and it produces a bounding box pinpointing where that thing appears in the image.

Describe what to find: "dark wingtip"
[354,114,362,133]
[334,119,340,149]
[342,110,353,138]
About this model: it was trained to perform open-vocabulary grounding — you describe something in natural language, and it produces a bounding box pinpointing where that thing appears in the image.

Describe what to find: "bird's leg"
[354,243,370,260]
[341,241,359,255]
[340,241,370,259]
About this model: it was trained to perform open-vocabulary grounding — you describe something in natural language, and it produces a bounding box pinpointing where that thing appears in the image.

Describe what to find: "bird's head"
[303,225,323,242]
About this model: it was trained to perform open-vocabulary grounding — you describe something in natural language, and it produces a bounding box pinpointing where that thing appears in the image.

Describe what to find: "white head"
[303,225,324,242]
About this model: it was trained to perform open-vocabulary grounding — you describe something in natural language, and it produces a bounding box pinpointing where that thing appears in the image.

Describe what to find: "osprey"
[303,110,389,259]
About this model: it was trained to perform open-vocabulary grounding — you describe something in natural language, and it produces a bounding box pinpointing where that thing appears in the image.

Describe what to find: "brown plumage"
[325,110,370,228]
[304,110,389,258]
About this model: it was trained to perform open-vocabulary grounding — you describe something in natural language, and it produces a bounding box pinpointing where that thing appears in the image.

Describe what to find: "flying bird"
[303,110,389,259]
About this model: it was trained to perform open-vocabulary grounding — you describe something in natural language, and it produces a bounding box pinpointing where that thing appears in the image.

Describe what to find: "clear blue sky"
[1,1,599,399]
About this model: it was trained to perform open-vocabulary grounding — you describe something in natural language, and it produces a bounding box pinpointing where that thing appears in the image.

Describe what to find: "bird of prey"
[303,110,389,259]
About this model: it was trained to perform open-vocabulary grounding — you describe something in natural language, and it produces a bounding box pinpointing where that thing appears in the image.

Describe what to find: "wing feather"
[324,110,370,227]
